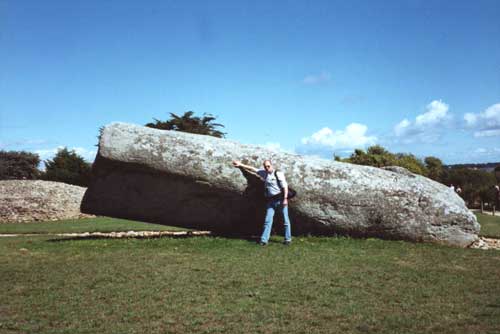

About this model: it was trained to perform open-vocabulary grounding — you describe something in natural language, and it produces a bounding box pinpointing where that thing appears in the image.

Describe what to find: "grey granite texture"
[81,122,480,247]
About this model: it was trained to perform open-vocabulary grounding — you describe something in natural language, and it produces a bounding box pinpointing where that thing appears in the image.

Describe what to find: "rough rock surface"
[470,237,500,250]
[82,122,480,247]
[0,180,94,223]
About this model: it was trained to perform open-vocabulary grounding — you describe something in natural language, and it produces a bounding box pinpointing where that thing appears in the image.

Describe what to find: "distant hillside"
[445,162,500,172]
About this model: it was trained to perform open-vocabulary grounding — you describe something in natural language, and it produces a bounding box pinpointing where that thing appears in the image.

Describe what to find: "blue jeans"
[260,198,292,244]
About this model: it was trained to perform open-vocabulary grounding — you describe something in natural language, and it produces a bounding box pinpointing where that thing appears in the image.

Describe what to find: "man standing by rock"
[232,160,292,246]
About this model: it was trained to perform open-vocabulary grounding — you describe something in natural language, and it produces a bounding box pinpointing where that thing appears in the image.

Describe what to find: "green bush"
[41,147,91,187]
[341,145,428,176]
[0,150,40,180]
[424,156,444,181]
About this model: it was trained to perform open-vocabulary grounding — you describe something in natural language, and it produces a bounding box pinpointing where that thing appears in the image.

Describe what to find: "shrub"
[41,147,91,187]
[341,145,428,176]
[0,150,40,180]
[424,156,444,182]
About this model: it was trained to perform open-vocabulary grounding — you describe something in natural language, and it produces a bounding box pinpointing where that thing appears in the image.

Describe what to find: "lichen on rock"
[82,122,480,247]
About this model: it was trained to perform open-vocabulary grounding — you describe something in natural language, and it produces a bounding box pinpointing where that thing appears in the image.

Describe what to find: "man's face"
[263,161,273,173]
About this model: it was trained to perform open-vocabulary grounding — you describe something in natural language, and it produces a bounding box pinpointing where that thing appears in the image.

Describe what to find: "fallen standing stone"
[81,122,480,247]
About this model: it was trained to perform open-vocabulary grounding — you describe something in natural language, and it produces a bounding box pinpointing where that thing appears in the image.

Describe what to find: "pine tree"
[145,111,226,138]
[42,148,91,187]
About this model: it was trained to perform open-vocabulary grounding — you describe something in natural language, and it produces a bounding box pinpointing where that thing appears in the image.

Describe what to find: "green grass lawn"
[0,215,499,333]
[0,217,189,234]
[475,213,500,238]
[0,236,499,333]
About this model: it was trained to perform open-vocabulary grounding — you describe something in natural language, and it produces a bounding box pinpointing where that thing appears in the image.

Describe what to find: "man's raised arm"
[232,160,259,173]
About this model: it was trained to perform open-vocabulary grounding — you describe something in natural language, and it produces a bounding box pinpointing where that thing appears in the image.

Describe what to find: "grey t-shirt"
[257,169,288,197]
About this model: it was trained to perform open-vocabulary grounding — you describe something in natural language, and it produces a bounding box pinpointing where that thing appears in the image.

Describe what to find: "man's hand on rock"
[283,199,288,206]
[232,160,259,174]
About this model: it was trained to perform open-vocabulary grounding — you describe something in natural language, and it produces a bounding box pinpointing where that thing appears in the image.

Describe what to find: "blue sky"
[1,0,499,165]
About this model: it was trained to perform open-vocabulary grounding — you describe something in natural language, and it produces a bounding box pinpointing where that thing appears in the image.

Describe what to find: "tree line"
[0,148,91,187]
[336,145,500,208]
[1,111,498,208]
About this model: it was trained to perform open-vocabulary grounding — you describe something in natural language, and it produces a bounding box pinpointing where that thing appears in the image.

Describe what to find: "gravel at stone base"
[0,180,94,223]
[470,237,500,250]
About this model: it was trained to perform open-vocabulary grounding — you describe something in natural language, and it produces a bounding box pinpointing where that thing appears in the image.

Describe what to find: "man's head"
[263,160,273,173]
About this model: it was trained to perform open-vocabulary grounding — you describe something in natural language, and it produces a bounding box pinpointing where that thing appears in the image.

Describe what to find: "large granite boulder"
[81,122,480,247]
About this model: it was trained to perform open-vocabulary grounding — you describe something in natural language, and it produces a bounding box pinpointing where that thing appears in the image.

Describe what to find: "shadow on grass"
[43,229,323,245]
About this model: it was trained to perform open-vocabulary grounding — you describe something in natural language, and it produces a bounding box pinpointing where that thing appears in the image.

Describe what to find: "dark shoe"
[283,240,291,246]
[259,242,267,246]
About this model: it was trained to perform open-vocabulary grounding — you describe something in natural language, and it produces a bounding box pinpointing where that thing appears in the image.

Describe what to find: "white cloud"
[464,113,477,126]
[34,147,62,160]
[415,100,450,126]
[259,142,296,154]
[262,142,282,152]
[470,147,500,156]
[444,146,500,164]
[474,129,500,137]
[73,147,97,161]
[0,139,49,149]
[393,100,452,143]
[301,123,377,150]
[303,71,331,85]
[464,103,500,137]
[394,119,411,137]
[34,146,97,162]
